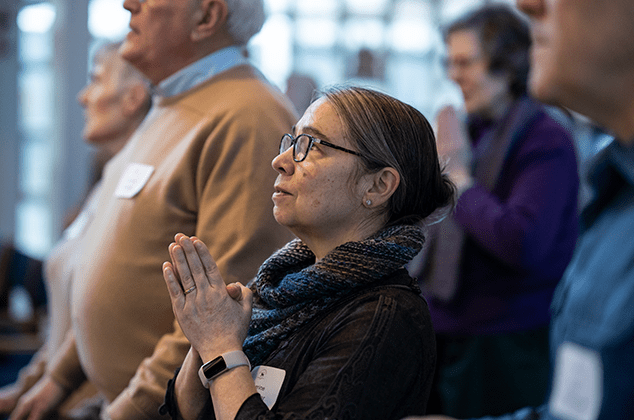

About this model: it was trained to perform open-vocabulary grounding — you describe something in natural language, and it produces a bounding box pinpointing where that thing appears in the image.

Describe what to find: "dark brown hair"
[321,86,456,226]
[445,5,531,98]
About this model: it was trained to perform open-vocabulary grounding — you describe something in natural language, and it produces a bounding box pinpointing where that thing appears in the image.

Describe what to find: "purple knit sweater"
[428,99,579,335]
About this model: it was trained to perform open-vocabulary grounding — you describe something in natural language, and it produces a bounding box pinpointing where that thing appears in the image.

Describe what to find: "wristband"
[198,350,251,388]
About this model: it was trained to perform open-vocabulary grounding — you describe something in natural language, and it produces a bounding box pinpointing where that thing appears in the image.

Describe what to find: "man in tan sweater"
[10,1,297,419]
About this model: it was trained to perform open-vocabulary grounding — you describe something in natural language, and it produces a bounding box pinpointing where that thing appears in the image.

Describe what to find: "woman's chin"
[272,208,290,227]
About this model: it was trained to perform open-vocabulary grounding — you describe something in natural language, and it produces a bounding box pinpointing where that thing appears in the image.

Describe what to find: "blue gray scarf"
[242,224,425,366]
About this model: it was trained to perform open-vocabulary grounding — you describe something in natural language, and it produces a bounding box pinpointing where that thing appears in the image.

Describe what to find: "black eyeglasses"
[443,54,482,72]
[279,133,361,162]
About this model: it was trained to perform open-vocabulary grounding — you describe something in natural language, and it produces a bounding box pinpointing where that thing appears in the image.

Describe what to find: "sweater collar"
[152,46,248,99]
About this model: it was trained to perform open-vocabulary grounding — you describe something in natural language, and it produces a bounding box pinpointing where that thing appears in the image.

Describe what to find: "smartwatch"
[198,350,251,388]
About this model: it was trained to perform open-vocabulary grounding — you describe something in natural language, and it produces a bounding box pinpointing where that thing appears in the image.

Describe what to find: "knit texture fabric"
[243,224,425,366]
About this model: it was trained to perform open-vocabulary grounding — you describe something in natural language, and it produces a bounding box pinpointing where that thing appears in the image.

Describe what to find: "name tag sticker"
[549,342,603,420]
[114,163,154,199]
[251,365,286,409]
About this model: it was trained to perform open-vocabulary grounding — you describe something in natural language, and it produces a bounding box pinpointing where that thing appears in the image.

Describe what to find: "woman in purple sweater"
[418,5,579,418]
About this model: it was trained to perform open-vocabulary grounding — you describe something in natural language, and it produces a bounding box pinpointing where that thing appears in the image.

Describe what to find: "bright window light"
[264,0,292,14]
[250,13,293,90]
[346,0,389,16]
[17,3,56,34]
[343,19,385,50]
[440,0,486,24]
[296,0,340,16]
[389,19,440,53]
[393,0,434,21]
[88,0,130,40]
[296,18,338,48]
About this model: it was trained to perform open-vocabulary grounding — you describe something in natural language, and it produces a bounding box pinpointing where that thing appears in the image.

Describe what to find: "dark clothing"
[164,269,436,420]
[431,327,550,418]
[429,98,579,335]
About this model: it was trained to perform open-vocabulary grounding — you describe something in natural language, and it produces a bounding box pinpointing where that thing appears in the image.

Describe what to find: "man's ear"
[191,0,228,42]
[363,167,400,208]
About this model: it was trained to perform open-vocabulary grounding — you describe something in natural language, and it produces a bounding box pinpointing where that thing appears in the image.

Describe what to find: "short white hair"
[225,0,266,45]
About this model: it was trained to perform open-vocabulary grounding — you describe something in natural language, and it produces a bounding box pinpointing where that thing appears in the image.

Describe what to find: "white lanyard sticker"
[114,163,154,199]
[549,342,603,420]
[251,365,286,409]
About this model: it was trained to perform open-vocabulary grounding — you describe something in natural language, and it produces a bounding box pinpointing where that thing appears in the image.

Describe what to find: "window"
[15,2,57,258]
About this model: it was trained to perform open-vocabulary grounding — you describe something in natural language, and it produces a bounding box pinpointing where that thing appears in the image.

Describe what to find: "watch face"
[203,356,228,380]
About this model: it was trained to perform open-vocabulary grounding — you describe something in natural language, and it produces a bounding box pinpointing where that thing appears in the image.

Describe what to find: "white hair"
[224,0,266,45]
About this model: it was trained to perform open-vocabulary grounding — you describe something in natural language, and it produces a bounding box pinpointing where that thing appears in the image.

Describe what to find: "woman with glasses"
[415,5,579,418]
[158,86,455,420]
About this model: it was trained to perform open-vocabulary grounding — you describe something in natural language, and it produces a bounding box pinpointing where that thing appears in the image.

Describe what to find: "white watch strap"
[198,350,251,388]
[223,350,251,370]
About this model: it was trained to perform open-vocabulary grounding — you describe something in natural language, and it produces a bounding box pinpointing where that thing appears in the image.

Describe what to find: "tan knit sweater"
[47,64,297,419]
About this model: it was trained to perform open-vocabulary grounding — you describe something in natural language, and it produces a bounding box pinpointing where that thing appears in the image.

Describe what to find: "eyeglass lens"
[280,134,311,162]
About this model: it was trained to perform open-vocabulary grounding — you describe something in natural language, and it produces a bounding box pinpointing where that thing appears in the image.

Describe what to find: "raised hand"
[162,234,253,362]
[435,105,473,192]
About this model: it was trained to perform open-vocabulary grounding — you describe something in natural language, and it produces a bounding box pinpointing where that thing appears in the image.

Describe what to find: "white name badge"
[114,163,154,199]
[549,342,603,420]
[251,365,286,410]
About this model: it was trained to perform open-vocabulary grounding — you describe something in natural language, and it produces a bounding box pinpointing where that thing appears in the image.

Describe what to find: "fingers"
[177,235,207,287]
[191,239,223,287]
[163,262,185,306]
[168,237,198,296]
[165,234,225,296]
[0,386,19,414]
[10,398,41,420]
[9,377,66,420]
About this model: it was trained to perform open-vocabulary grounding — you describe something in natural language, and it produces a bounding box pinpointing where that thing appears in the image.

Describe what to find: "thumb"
[226,283,242,300]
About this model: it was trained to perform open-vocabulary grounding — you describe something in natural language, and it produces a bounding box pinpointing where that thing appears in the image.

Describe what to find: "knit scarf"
[242,224,425,366]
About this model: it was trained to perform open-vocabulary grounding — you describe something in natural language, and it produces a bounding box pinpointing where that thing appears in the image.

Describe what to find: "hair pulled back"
[321,86,456,226]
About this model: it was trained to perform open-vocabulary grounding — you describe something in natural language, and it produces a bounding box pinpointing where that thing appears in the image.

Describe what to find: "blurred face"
[446,29,509,116]
[77,54,130,149]
[120,0,199,84]
[517,0,634,131]
[271,97,368,242]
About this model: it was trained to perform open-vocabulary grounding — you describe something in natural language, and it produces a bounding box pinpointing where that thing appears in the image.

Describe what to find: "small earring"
[365,199,372,206]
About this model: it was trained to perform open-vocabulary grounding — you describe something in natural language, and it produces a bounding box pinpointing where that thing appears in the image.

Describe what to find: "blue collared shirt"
[152,46,248,99]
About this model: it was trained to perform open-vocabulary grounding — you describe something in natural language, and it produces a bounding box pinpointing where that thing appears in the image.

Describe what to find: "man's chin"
[528,70,560,107]
[119,40,138,63]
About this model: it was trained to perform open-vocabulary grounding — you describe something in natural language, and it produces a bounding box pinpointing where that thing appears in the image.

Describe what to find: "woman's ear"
[191,0,228,42]
[363,167,400,208]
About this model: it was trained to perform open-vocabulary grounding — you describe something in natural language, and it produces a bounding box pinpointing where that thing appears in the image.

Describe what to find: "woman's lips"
[273,185,292,199]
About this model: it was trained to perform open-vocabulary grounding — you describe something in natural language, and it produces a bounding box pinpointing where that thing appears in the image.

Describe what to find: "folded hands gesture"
[162,234,253,361]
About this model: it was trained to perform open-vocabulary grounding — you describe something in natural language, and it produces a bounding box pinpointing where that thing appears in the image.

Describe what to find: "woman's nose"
[271,146,295,175]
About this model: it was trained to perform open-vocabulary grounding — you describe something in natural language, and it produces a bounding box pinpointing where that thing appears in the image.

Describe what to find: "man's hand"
[0,383,22,414]
[10,376,66,420]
